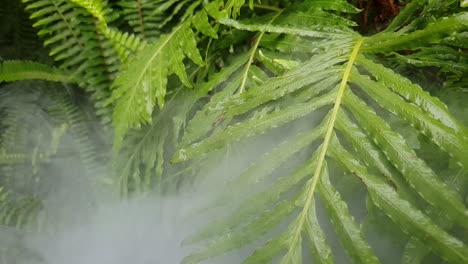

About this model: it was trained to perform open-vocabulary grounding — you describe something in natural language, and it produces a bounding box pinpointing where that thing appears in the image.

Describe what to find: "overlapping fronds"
[0,84,61,229]
[108,4,217,149]
[110,1,296,192]
[0,83,106,230]
[0,187,41,228]
[23,0,121,121]
[68,0,107,23]
[113,45,264,196]
[47,88,106,177]
[170,2,468,263]
[1,0,468,263]
[113,87,191,196]
[117,0,202,40]
[101,27,146,62]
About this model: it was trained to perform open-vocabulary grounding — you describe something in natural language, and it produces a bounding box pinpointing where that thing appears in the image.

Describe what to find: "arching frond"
[68,0,107,23]
[108,5,218,149]
[101,27,146,62]
[172,4,468,264]
[0,187,41,228]
[23,0,121,121]
[0,82,106,231]
[1,1,468,263]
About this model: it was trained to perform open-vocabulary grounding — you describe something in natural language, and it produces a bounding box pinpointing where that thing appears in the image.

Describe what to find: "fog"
[12,109,325,264]
[26,194,200,264]
[0,83,401,264]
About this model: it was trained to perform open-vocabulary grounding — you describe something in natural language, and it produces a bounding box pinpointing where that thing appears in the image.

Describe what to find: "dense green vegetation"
[0,0,468,263]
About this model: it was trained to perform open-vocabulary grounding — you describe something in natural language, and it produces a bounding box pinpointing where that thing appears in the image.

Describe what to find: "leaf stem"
[238,10,283,94]
[136,0,145,37]
[246,4,283,12]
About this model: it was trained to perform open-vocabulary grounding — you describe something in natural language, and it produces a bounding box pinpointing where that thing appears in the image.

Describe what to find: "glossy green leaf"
[318,165,380,264]
[109,22,204,150]
[172,90,335,162]
[330,141,468,264]
[344,90,468,229]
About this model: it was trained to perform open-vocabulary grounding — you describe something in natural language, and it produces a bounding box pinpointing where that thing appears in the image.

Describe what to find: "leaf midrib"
[238,10,283,94]
[135,23,183,92]
[282,37,364,262]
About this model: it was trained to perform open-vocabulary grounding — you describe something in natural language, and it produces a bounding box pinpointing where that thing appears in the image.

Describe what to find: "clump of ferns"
[0,0,467,263]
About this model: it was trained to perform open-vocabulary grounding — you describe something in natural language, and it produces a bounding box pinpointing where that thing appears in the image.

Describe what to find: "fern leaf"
[178,48,347,149]
[175,4,468,263]
[384,0,428,32]
[178,52,251,146]
[305,201,334,264]
[109,21,204,149]
[23,0,121,121]
[0,187,41,228]
[185,156,318,245]
[335,112,417,203]
[400,167,466,263]
[317,165,379,264]
[47,89,105,175]
[113,82,208,196]
[172,90,334,162]
[118,0,199,39]
[344,90,468,229]
[182,195,300,264]
[277,39,367,264]
[356,56,466,134]
[351,70,468,168]
[219,17,354,39]
[192,8,218,39]
[0,60,73,83]
[184,122,328,226]
[224,0,246,19]
[330,141,468,264]
[101,27,146,62]
[179,8,295,147]
[365,12,468,52]
[68,0,107,24]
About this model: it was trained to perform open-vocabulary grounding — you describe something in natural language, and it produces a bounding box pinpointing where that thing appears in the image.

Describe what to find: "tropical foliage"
[0,0,468,263]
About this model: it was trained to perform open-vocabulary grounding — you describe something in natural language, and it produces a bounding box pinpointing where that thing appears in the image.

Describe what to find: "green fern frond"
[0,82,108,232]
[113,58,223,196]
[2,0,467,263]
[364,12,468,52]
[0,187,41,228]
[102,27,146,62]
[23,0,121,121]
[330,140,468,264]
[113,90,181,196]
[224,0,246,18]
[108,18,209,149]
[47,88,106,175]
[68,0,107,24]
[0,60,73,83]
[173,5,468,264]
[117,0,201,39]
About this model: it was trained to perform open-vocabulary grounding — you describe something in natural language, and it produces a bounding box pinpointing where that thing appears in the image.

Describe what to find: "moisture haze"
[0,85,401,264]
[26,194,200,264]
[20,127,296,264]
[16,110,389,264]
[19,116,329,264]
